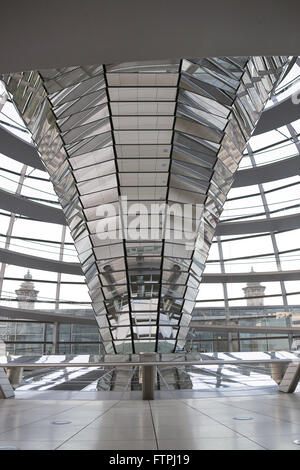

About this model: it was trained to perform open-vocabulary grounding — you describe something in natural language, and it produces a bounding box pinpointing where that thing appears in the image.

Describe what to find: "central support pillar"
[270,362,286,384]
[140,352,156,400]
[278,362,300,393]
[6,367,23,388]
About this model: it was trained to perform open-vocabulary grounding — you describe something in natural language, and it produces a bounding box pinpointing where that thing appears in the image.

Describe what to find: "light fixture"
[51,420,72,425]
[233,416,253,421]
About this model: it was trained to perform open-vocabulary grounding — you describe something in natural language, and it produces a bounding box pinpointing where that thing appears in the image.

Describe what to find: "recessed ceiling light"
[233,416,253,421]
[52,420,72,425]
[293,440,300,445]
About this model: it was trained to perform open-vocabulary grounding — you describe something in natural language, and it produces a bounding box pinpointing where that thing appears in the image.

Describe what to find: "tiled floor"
[1,392,300,449]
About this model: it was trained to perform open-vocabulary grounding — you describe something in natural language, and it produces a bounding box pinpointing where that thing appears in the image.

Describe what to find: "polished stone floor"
[1,392,300,449]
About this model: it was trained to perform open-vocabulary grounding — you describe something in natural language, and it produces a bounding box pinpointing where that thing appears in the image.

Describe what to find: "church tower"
[243,268,266,307]
[15,271,39,309]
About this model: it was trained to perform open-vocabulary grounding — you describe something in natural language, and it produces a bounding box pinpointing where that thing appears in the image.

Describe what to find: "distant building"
[0,271,39,344]
[242,268,266,306]
[5,271,42,354]
[15,270,39,309]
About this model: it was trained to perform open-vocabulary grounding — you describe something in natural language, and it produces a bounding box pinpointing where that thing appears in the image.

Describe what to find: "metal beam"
[0,247,82,275]
[0,188,66,225]
[232,155,300,187]
[0,359,299,368]
[215,213,300,236]
[253,96,300,136]
[190,323,300,334]
[201,270,300,283]
[0,305,96,325]
[0,153,297,224]
[0,246,299,283]
[0,126,43,170]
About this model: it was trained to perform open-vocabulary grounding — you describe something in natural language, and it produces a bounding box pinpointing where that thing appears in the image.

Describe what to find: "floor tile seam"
[59,439,157,444]
[148,401,159,450]
[217,401,300,425]
[0,401,94,436]
[181,400,268,450]
[54,400,122,450]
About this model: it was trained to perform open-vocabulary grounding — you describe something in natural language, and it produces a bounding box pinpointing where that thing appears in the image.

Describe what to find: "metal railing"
[1,358,299,368]
[2,356,300,399]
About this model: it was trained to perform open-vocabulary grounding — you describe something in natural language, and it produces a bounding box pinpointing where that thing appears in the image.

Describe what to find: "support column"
[6,367,23,388]
[140,352,156,400]
[278,362,300,393]
[0,368,14,398]
[270,362,286,384]
[216,237,233,352]
[52,322,59,354]
[0,340,14,398]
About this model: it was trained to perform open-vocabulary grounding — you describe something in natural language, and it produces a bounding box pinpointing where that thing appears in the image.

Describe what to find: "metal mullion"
[107,157,170,161]
[243,133,300,157]
[0,298,91,304]
[221,203,300,222]
[211,231,288,245]
[37,72,115,354]
[247,142,291,342]
[75,170,170,185]
[155,60,182,353]
[103,64,135,354]
[55,100,108,121]
[110,100,176,104]
[112,114,175,118]
[227,182,300,202]
[196,292,287,302]
[208,248,300,264]
[0,163,27,296]
[2,277,84,284]
[216,235,232,351]
[54,224,66,310]
[0,166,49,181]
[108,85,179,89]
[173,58,246,352]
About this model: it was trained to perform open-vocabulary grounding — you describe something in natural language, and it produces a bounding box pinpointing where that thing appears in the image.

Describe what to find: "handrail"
[1,359,299,368]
